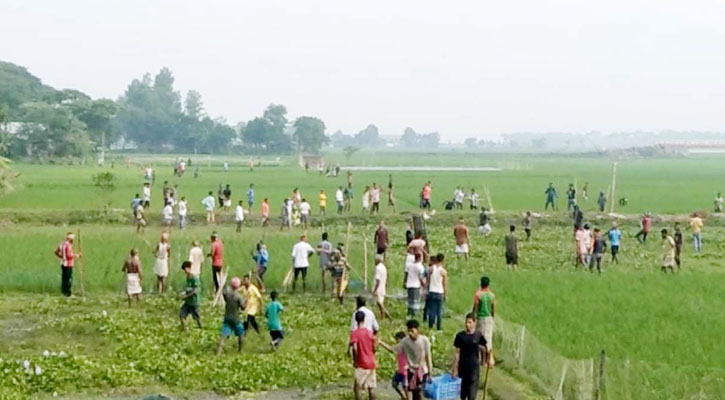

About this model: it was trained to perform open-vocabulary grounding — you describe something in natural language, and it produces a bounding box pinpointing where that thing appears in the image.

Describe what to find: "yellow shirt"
[244,284,262,316]
[690,217,703,233]
[319,193,327,207]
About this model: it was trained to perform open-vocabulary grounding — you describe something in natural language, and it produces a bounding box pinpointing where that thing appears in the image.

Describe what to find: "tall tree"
[73,99,118,163]
[293,116,328,154]
[354,124,383,147]
[184,90,204,120]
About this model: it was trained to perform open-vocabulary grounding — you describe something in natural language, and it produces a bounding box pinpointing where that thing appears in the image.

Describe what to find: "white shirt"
[371,188,381,203]
[350,306,379,333]
[470,192,479,206]
[202,195,215,211]
[428,264,446,294]
[374,263,387,296]
[143,186,151,201]
[235,205,245,222]
[405,261,425,289]
[188,246,204,276]
[455,189,465,203]
[336,189,344,202]
[291,241,315,268]
[178,200,188,217]
[299,202,311,216]
[162,205,173,220]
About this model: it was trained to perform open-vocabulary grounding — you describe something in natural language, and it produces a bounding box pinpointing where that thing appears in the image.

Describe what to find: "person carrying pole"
[54,232,81,297]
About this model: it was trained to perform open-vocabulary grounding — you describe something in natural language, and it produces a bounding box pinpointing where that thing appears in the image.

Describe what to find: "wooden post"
[517,325,526,367]
[555,361,570,400]
[596,350,606,400]
[77,229,85,297]
[609,162,617,213]
[362,233,369,291]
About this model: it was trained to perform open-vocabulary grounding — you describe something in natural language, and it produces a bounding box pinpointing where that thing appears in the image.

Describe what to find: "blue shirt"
[265,301,284,331]
[131,198,141,211]
[247,188,254,203]
[608,229,622,246]
[253,249,269,267]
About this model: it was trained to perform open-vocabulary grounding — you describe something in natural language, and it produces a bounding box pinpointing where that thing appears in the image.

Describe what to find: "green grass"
[2,152,725,398]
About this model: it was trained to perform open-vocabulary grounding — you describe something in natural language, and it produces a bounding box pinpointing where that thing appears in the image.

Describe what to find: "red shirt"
[350,328,376,369]
[61,241,74,267]
[211,241,224,267]
[642,217,652,233]
[261,202,270,217]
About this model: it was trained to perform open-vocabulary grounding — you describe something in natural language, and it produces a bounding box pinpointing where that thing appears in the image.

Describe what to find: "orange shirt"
[261,202,270,217]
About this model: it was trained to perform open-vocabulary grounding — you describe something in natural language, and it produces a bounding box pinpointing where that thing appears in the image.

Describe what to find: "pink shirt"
[422,186,431,200]
[61,241,74,267]
[261,202,270,217]
[211,241,224,267]
[350,328,376,370]
[397,350,407,374]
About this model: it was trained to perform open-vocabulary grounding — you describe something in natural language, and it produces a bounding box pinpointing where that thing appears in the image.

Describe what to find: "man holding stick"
[452,313,487,400]
[472,276,496,366]
[55,232,81,297]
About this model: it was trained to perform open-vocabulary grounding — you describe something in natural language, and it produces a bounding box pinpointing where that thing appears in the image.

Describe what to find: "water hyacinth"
[35,365,42,375]
[22,360,30,369]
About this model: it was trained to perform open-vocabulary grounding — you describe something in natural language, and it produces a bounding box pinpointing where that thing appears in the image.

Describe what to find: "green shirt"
[265,300,284,331]
[474,289,495,319]
[184,276,200,307]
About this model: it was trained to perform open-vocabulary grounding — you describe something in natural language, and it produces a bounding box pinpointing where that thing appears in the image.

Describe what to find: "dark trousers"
[212,266,223,293]
[61,266,73,296]
[244,315,259,334]
[460,368,480,400]
[635,230,648,244]
[427,292,444,330]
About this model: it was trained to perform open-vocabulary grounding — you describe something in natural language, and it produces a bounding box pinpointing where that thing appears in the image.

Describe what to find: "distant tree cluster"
[400,127,440,148]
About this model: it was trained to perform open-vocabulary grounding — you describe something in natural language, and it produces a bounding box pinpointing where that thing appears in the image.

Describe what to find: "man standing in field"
[131,193,141,218]
[468,188,479,210]
[372,254,391,320]
[522,211,533,240]
[291,235,315,292]
[590,228,607,274]
[344,184,353,213]
[349,310,377,400]
[598,192,607,213]
[608,222,623,263]
[122,249,143,307]
[217,276,245,355]
[142,182,151,208]
[370,183,382,214]
[222,184,232,212]
[426,254,447,331]
[566,183,577,212]
[319,189,327,216]
[374,220,388,258]
[504,225,519,270]
[336,186,344,214]
[55,232,81,297]
[453,186,465,209]
[674,223,683,268]
[689,212,704,253]
[478,207,492,237]
[420,181,432,210]
[635,213,653,244]
[544,182,557,211]
[454,218,470,261]
[202,191,216,224]
[299,198,311,229]
[317,232,333,293]
[404,253,425,317]
[179,261,202,330]
[178,196,188,229]
[452,313,487,400]
[661,229,677,273]
[260,198,270,227]
[235,200,246,232]
[472,276,495,366]
[134,203,146,234]
[714,192,723,213]
[208,233,224,294]
[350,296,380,334]
[188,240,204,278]
[162,201,174,228]
[247,184,255,214]
[153,233,170,294]
[399,320,433,400]
[388,175,397,213]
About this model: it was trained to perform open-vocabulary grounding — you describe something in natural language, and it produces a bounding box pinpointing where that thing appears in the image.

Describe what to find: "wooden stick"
[77,229,85,297]
[483,185,494,213]
[609,162,617,213]
[481,332,494,400]
[362,233,369,291]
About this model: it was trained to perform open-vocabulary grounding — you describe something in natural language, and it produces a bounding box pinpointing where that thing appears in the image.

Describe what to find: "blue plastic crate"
[424,373,461,400]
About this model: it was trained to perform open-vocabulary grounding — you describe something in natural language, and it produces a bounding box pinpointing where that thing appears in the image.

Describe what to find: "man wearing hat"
[54,232,81,296]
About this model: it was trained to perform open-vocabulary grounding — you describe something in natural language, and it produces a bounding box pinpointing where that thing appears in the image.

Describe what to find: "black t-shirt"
[454,330,486,374]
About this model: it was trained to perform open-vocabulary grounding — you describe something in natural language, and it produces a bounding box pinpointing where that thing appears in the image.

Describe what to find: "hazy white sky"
[2,0,725,140]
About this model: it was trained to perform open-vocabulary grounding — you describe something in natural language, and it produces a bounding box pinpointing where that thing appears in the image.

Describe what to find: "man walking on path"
[566,184,577,211]
[372,255,391,320]
[370,183,382,214]
[689,213,704,252]
[452,313,487,400]
[261,198,270,226]
[349,311,377,400]
[344,184,354,212]
[590,228,607,274]
[453,218,470,261]
[235,200,246,232]
[472,276,495,366]
[202,191,216,224]
[478,208,492,236]
[179,261,202,330]
[388,175,397,213]
[398,320,433,400]
[350,296,380,334]
[317,232,333,293]
[247,184,255,213]
[635,213,653,244]
[336,186,345,214]
[426,254,447,331]
[291,235,315,292]
[608,222,623,263]
[522,211,533,240]
[661,229,677,274]
[453,186,465,209]
[374,221,388,257]
[178,196,188,229]
[420,182,432,210]
[208,233,224,293]
[319,189,327,216]
[504,225,519,270]
[598,192,607,213]
[122,249,143,307]
[55,232,81,297]
[544,183,557,211]
[153,233,170,294]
